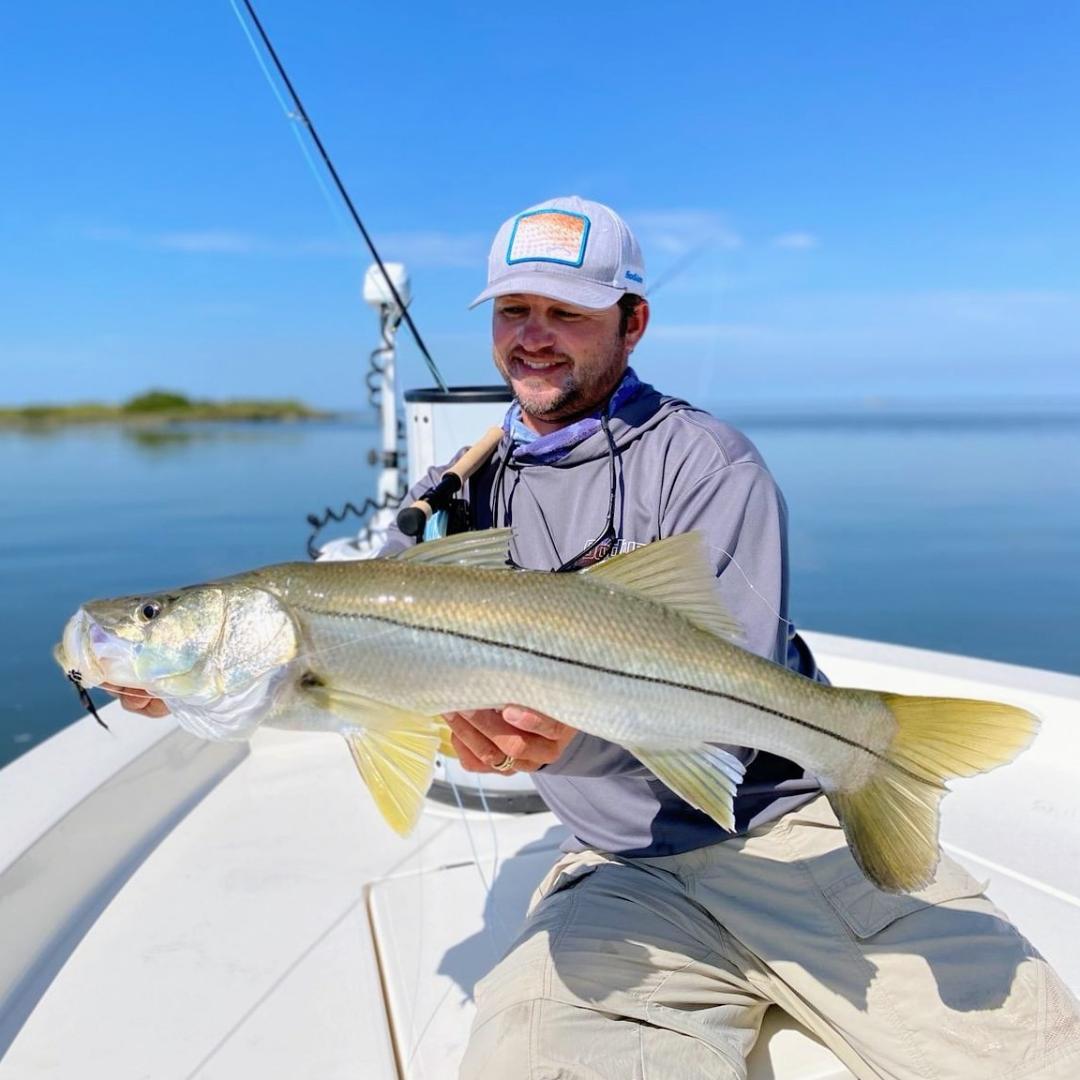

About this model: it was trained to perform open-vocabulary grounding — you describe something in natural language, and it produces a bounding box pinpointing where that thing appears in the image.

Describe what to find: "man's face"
[492,294,647,434]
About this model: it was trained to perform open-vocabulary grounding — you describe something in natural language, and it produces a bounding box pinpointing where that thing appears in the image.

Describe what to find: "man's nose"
[518,313,556,351]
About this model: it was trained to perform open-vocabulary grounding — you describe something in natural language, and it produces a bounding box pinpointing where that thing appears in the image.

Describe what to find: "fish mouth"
[55,609,103,687]
[86,619,142,687]
[56,609,138,689]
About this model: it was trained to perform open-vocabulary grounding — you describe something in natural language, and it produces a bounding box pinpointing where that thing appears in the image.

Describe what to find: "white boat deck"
[2,632,1079,1078]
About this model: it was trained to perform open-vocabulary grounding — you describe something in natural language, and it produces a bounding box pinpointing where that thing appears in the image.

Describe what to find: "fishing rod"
[395,426,504,540]
[231,0,448,392]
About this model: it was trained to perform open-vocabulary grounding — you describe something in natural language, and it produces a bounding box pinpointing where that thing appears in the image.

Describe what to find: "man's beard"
[495,342,627,423]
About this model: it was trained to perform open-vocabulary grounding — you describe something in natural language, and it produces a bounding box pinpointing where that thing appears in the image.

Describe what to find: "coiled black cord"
[306,311,407,559]
[305,485,406,560]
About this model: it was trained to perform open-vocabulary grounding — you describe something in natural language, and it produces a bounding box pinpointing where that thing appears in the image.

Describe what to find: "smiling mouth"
[512,354,569,373]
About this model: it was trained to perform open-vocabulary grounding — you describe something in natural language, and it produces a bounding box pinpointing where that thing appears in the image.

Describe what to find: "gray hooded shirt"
[380,380,825,857]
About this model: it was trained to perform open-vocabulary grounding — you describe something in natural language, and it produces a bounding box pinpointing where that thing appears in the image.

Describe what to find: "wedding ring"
[493,754,516,773]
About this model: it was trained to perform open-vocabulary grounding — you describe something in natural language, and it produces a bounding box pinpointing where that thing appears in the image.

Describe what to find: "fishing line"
[404,807,427,1067]
[226,0,350,239]
[443,773,511,949]
[704,541,797,636]
[473,778,506,933]
[445,772,495,898]
[645,238,716,298]
[474,779,500,882]
[403,772,509,1069]
[227,0,448,391]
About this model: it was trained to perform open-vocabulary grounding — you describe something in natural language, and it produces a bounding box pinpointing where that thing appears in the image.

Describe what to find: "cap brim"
[469,273,624,311]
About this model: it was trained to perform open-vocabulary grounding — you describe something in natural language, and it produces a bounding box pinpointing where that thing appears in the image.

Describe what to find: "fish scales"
[55,529,1040,892]
[265,557,892,786]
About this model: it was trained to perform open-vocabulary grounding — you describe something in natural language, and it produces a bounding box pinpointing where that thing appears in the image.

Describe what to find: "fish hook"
[66,669,110,731]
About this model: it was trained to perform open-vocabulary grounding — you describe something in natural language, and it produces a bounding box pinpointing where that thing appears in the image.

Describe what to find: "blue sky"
[4,1,1079,408]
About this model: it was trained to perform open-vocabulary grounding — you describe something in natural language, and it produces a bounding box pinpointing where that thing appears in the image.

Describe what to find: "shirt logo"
[567,537,642,570]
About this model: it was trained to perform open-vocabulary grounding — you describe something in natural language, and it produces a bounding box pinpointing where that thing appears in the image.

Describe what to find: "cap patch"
[506,210,590,268]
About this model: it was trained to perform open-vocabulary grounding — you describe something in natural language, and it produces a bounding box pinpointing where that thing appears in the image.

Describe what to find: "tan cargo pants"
[460,797,1080,1079]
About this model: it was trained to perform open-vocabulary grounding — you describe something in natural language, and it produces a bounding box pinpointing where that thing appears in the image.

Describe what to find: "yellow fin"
[343,727,441,836]
[628,744,745,831]
[298,680,445,835]
[879,692,1039,783]
[829,693,1039,892]
[438,721,457,759]
[306,680,442,733]
[580,533,743,643]
[392,528,513,569]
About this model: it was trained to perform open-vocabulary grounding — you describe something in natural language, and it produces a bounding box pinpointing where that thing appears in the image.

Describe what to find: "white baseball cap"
[469,196,647,310]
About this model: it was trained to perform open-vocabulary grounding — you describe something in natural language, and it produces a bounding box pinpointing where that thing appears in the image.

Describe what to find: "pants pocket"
[528,850,616,915]
[822,858,987,939]
[782,795,989,938]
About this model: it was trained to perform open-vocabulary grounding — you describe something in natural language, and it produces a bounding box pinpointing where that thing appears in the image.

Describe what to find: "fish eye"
[138,600,163,623]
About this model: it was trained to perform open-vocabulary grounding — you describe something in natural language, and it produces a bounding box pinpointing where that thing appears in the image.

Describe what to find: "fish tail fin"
[829,693,1039,893]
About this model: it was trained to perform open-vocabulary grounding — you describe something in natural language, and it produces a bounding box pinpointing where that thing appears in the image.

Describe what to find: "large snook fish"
[55,529,1038,893]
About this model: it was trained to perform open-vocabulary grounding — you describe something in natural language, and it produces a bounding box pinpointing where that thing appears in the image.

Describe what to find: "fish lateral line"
[289,602,937,785]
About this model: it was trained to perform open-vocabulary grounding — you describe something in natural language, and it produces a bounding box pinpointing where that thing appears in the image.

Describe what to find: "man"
[114,197,1080,1078]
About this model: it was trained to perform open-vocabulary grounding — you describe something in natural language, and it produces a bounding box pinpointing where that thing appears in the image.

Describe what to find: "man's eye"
[499,306,526,317]
[554,310,582,320]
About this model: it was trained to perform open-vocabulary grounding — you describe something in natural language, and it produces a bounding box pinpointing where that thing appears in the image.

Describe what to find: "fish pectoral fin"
[343,726,441,836]
[628,744,745,832]
[579,533,743,643]
[392,528,514,570]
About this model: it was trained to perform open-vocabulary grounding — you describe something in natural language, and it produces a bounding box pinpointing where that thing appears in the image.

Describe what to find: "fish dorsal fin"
[392,528,513,570]
[580,533,743,643]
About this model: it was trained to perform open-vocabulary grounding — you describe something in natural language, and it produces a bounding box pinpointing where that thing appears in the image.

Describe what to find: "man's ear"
[624,299,650,352]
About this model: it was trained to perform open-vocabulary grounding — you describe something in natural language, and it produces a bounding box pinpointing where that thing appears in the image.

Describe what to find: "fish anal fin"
[829,693,1040,893]
[344,727,441,836]
[629,744,745,832]
[392,528,513,570]
[581,533,743,643]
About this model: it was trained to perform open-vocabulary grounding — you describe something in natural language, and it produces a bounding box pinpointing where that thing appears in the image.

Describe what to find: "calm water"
[2,412,1078,769]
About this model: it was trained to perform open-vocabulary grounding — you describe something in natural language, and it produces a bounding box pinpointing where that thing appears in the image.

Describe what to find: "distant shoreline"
[0,390,335,427]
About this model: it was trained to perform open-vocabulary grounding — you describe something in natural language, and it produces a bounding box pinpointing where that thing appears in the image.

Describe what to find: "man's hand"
[443,706,577,773]
[100,683,171,719]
